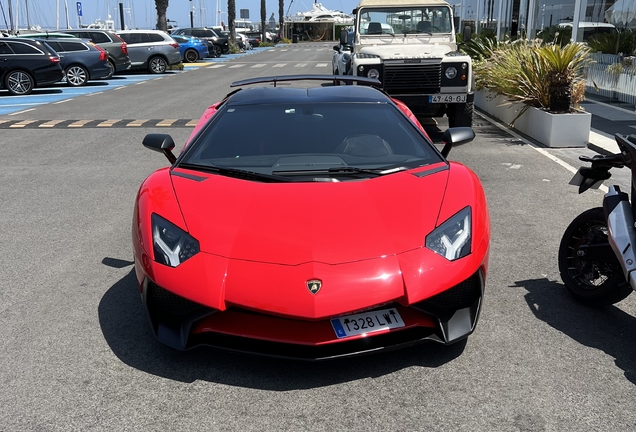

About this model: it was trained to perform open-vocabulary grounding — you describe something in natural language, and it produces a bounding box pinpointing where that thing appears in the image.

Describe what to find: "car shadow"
[0,88,63,96]
[98,260,468,389]
[511,277,636,384]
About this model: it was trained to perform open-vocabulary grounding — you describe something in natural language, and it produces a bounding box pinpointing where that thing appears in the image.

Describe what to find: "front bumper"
[140,269,485,360]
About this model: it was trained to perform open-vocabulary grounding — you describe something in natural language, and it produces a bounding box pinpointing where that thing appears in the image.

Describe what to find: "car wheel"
[184,49,199,63]
[148,56,168,74]
[5,70,35,95]
[106,59,116,78]
[212,45,222,58]
[65,64,89,86]
[558,207,632,306]
[447,102,473,128]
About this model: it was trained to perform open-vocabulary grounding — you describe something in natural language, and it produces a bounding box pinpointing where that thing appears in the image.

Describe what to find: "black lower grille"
[146,282,203,315]
[384,63,441,94]
[413,271,483,320]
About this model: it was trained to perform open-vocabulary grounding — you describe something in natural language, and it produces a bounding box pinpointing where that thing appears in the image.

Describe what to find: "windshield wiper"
[178,162,293,182]
[272,166,407,176]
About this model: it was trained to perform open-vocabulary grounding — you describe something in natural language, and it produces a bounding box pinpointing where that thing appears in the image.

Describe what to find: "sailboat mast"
[25,0,30,29]
[8,0,15,33]
[56,0,59,28]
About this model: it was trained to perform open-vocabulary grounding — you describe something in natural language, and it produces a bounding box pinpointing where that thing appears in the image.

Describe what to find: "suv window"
[0,41,12,54]
[118,33,150,44]
[8,41,43,54]
[89,32,111,43]
[45,41,63,52]
[148,33,165,42]
[59,41,87,51]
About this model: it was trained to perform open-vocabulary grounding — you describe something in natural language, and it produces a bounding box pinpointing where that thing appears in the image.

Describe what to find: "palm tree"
[155,0,169,31]
[228,0,237,51]
[279,0,284,38]
[261,0,266,44]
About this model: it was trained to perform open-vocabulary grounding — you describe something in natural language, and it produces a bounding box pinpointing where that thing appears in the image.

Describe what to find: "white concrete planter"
[474,89,591,148]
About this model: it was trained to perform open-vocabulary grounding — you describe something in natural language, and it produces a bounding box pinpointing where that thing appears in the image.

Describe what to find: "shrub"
[587,29,636,55]
[475,40,591,113]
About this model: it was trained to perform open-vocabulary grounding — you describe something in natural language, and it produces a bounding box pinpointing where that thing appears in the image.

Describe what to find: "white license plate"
[429,94,467,103]
[331,308,405,339]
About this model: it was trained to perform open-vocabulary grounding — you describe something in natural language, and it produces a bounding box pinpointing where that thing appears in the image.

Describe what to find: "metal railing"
[585,53,636,105]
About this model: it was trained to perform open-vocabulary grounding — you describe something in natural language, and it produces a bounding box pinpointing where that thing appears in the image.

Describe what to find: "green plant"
[475,40,591,114]
[537,25,571,47]
[461,35,507,61]
[587,29,636,55]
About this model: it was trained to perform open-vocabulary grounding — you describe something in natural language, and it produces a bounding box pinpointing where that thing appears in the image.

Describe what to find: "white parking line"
[207,64,225,68]
[229,64,246,68]
[8,108,36,115]
[53,99,73,104]
[316,63,328,67]
[294,63,307,67]
[273,64,286,68]
[280,49,288,51]
[251,64,266,68]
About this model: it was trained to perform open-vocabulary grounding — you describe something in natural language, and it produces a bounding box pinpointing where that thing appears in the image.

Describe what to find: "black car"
[0,38,64,95]
[58,29,132,74]
[36,38,112,86]
[171,27,228,57]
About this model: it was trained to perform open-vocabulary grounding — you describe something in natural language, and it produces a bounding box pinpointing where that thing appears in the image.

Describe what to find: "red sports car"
[132,75,490,360]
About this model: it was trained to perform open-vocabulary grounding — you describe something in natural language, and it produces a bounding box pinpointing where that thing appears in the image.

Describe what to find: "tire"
[184,49,199,63]
[447,102,473,127]
[65,65,89,86]
[5,70,34,95]
[212,45,222,58]
[148,56,167,74]
[106,59,115,79]
[558,207,632,306]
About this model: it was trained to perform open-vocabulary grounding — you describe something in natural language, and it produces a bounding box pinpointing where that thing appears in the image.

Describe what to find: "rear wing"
[230,74,381,88]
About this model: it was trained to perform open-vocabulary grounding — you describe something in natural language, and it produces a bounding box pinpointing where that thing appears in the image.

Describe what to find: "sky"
[1,0,361,31]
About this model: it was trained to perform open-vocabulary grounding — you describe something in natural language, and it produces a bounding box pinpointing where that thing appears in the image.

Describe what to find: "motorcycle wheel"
[558,207,632,306]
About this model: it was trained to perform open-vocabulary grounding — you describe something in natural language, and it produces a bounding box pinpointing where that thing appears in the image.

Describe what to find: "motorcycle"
[558,133,636,306]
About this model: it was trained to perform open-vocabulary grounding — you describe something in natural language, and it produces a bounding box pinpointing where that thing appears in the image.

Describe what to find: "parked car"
[170,34,209,62]
[171,27,228,57]
[35,38,112,86]
[115,30,181,74]
[241,32,260,48]
[0,37,64,95]
[17,31,78,39]
[57,29,131,74]
[224,30,251,50]
[133,75,489,359]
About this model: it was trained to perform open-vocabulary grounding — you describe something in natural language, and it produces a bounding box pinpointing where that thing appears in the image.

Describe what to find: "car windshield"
[359,6,452,35]
[179,101,442,179]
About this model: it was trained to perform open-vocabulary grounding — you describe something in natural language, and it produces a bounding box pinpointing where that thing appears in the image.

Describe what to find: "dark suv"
[58,29,131,74]
[0,38,64,95]
[171,28,228,57]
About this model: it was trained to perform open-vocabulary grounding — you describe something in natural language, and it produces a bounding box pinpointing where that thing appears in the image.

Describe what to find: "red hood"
[171,166,449,265]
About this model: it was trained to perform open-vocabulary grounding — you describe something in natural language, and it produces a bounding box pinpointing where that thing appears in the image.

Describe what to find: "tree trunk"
[228,0,237,51]
[261,0,266,44]
[155,0,169,31]
[279,0,284,38]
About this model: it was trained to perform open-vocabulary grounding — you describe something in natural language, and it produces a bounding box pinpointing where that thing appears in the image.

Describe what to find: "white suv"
[115,29,181,73]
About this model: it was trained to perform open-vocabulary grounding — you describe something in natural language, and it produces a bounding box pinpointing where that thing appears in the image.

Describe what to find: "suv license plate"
[331,308,405,339]
[429,94,467,103]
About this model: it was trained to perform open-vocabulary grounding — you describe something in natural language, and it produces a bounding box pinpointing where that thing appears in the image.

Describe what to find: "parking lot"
[2,42,636,431]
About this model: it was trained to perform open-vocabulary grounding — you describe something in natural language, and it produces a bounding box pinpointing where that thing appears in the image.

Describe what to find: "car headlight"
[367,68,380,79]
[445,66,458,79]
[426,207,471,261]
[355,53,380,59]
[152,213,200,267]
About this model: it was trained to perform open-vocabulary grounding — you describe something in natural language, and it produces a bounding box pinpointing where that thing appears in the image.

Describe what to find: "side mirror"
[143,133,177,164]
[333,44,340,51]
[340,28,347,45]
[440,127,475,157]
[462,25,472,43]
